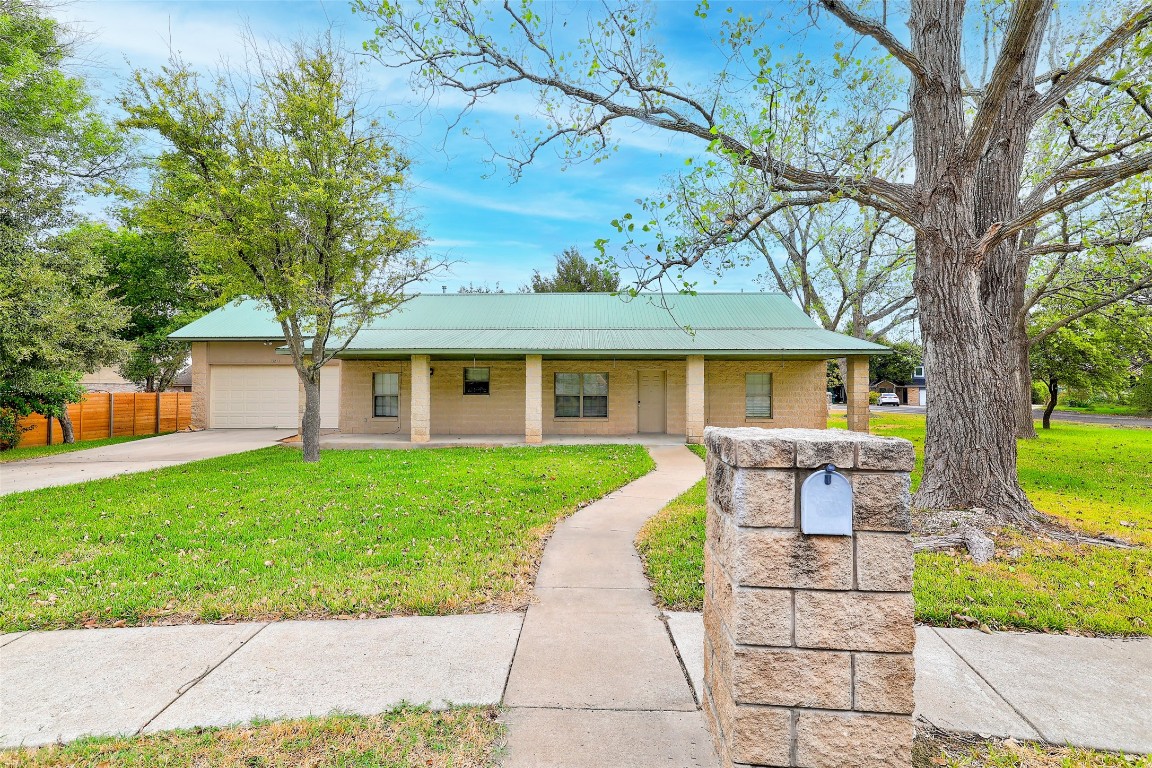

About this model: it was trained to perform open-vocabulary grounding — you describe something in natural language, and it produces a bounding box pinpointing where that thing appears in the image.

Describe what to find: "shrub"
[0,407,29,451]
[1133,368,1152,415]
[868,391,881,405]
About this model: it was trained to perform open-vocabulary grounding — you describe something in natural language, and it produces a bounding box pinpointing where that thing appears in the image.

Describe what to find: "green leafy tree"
[871,341,922,385]
[1030,316,1130,429]
[1133,367,1152,414]
[527,247,620,292]
[0,0,130,443]
[89,220,220,392]
[120,35,434,461]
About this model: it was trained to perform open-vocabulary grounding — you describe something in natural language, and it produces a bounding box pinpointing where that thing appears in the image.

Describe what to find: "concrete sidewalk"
[666,613,1152,755]
[0,429,294,496]
[0,615,521,748]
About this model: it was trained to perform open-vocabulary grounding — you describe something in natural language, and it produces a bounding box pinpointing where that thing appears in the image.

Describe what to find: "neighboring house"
[79,365,195,393]
[870,365,927,406]
[169,293,888,442]
[79,366,138,393]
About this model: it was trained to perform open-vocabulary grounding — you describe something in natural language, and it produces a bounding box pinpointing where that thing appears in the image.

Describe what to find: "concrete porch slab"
[319,433,689,450]
[145,614,523,732]
[0,622,265,748]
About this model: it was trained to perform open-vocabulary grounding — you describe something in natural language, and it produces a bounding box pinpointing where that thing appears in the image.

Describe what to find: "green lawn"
[638,416,1152,636]
[0,706,502,768]
[0,434,161,463]
[1056,403,1150,417]
[0,445,654,631]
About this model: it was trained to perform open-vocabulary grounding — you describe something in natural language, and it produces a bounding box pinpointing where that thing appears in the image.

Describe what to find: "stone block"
[729,705,791,766]
[794,591,915,653]
[795,437,856,469]
[856,438,916,472]
[851,473,912,532]
[733,648,851,709]
[794,711,913,768]
[730,587,792,647]
[853,652,915,714]
[705,427,795,469]
[732,469,795,527]
[731,529,853,590]
[855,532,913,592]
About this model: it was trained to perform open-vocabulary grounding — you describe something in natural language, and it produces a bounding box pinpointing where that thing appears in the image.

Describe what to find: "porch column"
[411,354,430,443]
[846,354,871,433]
[525,354,542,444]
[686,355,705,444]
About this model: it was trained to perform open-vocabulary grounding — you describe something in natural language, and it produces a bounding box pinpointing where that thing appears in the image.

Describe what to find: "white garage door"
[210,365,299,428]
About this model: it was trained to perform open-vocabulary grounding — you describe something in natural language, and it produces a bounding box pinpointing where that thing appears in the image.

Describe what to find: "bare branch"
[817,0,927,81]
[1032,4,1152,118]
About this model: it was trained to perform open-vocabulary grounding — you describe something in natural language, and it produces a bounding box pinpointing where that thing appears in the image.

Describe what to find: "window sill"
[553,416,610,420]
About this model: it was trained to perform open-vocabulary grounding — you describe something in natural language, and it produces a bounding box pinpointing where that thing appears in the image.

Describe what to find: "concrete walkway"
[499,444,714,767]
[666,614,1152,755]
[0,429,294,496]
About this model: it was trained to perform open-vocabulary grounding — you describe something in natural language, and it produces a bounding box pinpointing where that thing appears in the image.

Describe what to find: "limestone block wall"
[702,426,916,768]
[338,360,410,435]
[704,360,828,431]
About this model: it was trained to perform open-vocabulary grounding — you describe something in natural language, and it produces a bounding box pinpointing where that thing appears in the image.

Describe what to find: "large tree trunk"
[907,0,1045,527]
[57,409,76,444]
[301,369,322,463]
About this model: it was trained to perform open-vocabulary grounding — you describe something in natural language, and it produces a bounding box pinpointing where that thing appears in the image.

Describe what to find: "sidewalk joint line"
[500,613,528,705]
[135,621,270,735]
[933,628,1048,742]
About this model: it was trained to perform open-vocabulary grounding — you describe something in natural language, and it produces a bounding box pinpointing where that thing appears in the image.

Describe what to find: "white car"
[877,392,901,406]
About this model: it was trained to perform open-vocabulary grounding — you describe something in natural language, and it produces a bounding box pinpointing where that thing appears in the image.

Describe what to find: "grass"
[0,706,502,768]
[0,444,654,632]
[1055,403,1149,417]
[0,434,161,463]
[637,416,1152,636]
[914,731,1151,767]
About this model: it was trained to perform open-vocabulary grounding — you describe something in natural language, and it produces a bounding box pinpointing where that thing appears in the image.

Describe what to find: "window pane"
[374,394,399,418]
[583,373,608,396]
[555,395,581,417]
[582,395,608,418]
[555,373,581,396]
[746,373,772,396]
[464,367,490,395]
[746,373,772,418]
[373,372,398,396]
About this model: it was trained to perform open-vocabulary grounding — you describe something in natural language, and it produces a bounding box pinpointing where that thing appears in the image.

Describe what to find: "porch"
[318,432,689,450]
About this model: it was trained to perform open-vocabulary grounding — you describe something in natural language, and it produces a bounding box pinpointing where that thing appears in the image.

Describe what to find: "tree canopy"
[527,247,620,292]
[120,34,433,461]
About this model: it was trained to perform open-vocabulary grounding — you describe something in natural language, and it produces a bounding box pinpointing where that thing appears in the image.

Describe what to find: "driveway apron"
[500,444,717,767]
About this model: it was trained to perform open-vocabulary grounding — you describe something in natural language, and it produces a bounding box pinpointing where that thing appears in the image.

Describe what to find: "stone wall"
[702,426,916,768]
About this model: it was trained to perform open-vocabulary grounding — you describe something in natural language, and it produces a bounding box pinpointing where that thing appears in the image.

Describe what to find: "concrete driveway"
[0,429,294,496]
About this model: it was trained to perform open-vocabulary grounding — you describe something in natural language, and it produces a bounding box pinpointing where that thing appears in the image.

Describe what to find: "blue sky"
[57,0,771,292]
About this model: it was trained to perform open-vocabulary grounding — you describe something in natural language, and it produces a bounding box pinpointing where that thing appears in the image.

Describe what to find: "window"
[745,373,773,419]
[373,372,399,417]
[463,367,490,395]
[913,366,925,379]
[555,372,609,418]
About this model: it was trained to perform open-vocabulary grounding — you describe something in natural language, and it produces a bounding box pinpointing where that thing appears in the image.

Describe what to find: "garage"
[209,364,341,429]
[210,365,299,428]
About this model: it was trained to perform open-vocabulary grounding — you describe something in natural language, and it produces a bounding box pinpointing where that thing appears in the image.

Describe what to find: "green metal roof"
[170,294,889,357]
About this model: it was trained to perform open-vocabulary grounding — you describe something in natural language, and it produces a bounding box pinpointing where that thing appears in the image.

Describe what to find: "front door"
[637,370,666,433]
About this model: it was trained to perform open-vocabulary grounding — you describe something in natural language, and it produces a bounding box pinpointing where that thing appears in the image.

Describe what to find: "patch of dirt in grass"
[914,728,1150,767]
[0,707,503,768]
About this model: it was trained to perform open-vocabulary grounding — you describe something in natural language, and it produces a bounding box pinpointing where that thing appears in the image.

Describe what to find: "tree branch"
[817,0,927,82]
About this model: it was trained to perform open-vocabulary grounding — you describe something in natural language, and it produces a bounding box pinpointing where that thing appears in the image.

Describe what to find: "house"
[169,293,888,442]
[870,365,927,406]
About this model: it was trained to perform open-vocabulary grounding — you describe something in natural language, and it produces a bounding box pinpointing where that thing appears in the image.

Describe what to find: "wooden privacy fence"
[18,392,193,447]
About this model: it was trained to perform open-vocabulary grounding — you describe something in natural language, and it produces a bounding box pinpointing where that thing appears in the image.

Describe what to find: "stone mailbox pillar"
[702,427,916,768]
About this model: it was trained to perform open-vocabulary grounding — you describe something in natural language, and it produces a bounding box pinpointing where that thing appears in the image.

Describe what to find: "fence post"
[108,393,114,438]
[155,392,161,434]
[46,416,53,446]
[702,426,916,768]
